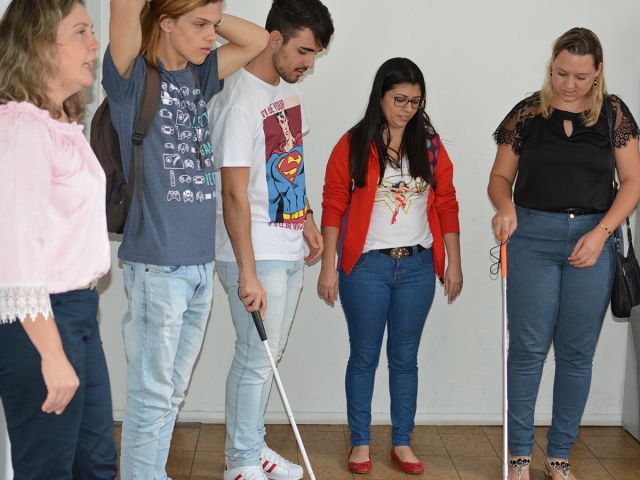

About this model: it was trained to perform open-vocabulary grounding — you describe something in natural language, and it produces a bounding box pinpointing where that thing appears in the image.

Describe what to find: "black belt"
[555,208,603,216]
[378,245,426,259]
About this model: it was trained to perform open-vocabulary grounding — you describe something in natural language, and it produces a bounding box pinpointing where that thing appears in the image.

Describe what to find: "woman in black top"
[488,27,640,480]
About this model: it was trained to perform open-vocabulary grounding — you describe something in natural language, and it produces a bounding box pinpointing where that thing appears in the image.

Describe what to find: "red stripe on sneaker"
[262,460,269,469]
[267,463,277,473]
[234,475,242,480]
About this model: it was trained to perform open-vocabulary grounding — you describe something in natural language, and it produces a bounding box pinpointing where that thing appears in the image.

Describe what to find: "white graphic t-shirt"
[363,157,433,252]
[211,68,309,262]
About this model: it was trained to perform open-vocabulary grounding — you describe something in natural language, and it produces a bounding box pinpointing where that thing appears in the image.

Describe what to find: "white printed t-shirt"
[211,68,309,262]
[363,157,433,252]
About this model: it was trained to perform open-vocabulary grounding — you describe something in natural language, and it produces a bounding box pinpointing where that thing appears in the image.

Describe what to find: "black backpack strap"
[190,66,200,87]
[131,66,160,234]
[605,95,633,250]
[605,95,618,199]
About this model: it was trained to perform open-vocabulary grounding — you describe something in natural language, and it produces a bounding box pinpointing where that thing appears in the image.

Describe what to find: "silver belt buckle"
[389,247,410,259]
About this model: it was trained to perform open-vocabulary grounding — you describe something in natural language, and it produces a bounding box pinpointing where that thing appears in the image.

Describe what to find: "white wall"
[621,216,640,440]
[623,315,640,440]
[1,1,637,436]
[92,0,640,425]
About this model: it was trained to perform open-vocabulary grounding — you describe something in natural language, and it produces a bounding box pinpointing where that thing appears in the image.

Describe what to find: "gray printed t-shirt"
[102,48,223,265]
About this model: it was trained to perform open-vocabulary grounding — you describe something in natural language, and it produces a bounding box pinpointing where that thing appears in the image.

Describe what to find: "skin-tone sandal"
[508,456,531,480]
[544,458,573,480]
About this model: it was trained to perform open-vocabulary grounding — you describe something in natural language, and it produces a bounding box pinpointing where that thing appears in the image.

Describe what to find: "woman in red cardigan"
[318,58,462,475]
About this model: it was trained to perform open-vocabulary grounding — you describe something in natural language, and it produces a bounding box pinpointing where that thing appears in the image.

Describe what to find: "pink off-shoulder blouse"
[0,102,110,324]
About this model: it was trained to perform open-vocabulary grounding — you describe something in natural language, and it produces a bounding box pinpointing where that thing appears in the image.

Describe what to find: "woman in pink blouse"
[0,1,116,478]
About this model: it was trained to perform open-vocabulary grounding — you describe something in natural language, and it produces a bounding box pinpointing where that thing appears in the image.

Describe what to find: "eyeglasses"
[393,96,424,109]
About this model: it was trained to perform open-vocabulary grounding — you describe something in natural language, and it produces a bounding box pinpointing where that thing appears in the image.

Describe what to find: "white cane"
[250,310,317,480]
[501,243,509,480]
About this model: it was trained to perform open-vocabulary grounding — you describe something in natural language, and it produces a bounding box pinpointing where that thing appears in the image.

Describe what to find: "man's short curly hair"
[265,0,334,49]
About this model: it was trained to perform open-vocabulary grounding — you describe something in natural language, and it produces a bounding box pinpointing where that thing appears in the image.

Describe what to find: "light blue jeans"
[119,261,214,480]
[216,260,304,469]
[507,207,615,459]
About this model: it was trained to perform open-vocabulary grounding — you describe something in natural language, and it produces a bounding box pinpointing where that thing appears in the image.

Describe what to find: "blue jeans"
[119,261,214,480]
[216,260,304,468]
[0,289,116,480]
[507,207,616,459]
[338,247,435,446]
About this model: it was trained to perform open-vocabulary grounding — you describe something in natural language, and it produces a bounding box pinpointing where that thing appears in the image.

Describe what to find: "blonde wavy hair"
[539,27,607,127]
[0,0,86,122]
[141,0,220,68]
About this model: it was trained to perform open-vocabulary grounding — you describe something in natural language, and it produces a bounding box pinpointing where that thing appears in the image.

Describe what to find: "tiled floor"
[113,424,640,479]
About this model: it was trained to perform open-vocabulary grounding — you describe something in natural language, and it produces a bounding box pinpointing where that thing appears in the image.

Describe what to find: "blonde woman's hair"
[0,0,85,121]
[539,27,607,127]
[141,0,221,68]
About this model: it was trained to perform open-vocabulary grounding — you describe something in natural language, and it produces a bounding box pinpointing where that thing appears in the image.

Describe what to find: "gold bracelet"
[599,223,612,236]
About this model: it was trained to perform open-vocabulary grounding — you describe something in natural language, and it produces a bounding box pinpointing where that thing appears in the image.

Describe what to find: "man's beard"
[273,54,302,84]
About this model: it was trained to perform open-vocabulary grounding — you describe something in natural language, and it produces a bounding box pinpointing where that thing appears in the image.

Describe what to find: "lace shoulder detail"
[493,92,540,155]
[0,286,53,324]
[609,94,639,148]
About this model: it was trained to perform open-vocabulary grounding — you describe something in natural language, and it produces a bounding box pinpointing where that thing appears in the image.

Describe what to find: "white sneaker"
[260,447,304,480]
[224,464,268,480]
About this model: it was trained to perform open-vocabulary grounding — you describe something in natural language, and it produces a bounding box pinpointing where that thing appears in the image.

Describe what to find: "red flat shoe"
[348,448,372,474]
[390,448,424,475]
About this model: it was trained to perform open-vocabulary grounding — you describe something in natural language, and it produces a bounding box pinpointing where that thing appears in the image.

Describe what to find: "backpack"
[90,67,160,234]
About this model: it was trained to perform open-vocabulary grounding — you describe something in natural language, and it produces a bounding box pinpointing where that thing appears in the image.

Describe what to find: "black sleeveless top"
[493,92,639,212]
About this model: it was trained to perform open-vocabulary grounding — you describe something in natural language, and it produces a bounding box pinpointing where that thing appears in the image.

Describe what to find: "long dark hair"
[349,57,436,188]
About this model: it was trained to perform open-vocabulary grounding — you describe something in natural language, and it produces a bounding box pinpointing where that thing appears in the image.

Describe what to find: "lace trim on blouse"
[0,286,53,324]
[493,93,540,155]
[493,93,639,153]
[611,95,640,148]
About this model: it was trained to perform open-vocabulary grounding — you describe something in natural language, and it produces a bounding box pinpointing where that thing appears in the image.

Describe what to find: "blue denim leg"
[120,262,214,480]
[548,234,615,458]
[507,207,615,458]
[339,248,435,447]
[0,289,116,480]
[217,260,304,469]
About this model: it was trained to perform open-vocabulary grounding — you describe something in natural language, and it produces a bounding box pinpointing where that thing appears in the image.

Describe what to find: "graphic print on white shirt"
[211,69,309,262]
[262,98,306,230]
[363,158,433,252]
[377,172,428,224]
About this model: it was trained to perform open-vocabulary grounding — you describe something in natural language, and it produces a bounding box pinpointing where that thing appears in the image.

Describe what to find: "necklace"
[387,146,402,164]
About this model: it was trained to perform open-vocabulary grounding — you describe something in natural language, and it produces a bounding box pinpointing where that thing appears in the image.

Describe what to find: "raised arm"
[109,0,149,78]
[215,14,269,80]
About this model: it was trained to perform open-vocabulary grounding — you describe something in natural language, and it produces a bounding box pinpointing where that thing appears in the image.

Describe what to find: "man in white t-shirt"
[210,1,334,479]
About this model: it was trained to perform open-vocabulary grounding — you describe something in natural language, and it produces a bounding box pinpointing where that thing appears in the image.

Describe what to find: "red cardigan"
[321,132,460,279]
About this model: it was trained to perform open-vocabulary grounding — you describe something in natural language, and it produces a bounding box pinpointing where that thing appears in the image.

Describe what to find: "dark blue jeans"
[0,289,116,479]
[339,247,435,446]
[507,207,616,459]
